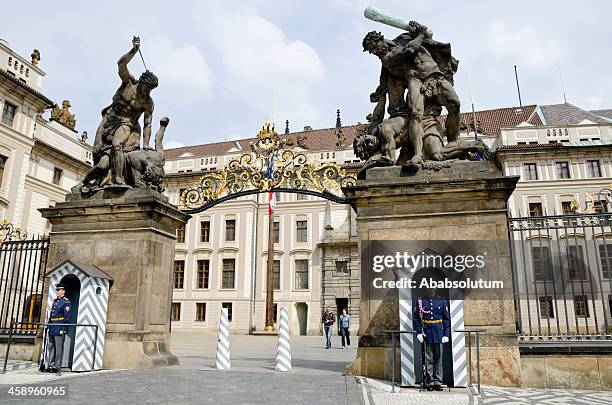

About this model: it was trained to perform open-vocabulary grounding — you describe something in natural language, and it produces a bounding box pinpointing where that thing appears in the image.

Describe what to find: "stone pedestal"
[40,187,190,369]
[343,161,522,387]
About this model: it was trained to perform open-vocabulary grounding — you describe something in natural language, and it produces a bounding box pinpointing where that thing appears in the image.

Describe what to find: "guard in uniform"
[413,288,450,391]
[46,283,70,373]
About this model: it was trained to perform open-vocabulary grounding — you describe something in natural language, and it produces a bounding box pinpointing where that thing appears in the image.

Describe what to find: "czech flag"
[268,156,276,216]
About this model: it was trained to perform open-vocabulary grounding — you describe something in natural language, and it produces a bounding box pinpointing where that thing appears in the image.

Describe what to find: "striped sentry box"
[398,268,468,387]
[215,308,231,370]
[449,299,467,387]
[398,268,415,386]
[275,307,291,372]
[45,260,111,371]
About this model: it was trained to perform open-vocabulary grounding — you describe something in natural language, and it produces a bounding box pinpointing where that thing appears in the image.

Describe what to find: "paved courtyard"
[0,333,610,404]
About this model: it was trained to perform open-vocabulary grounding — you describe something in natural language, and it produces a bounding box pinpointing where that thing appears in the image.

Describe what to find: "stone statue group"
[354,7,491,178]
[72,37,167,193]
[72,8,491,193]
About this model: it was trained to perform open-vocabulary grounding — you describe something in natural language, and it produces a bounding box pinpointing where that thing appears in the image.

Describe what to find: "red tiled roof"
[441,105,541,136]
[590,109,612,121]
[165,125,360,160]
[539,103,609,125]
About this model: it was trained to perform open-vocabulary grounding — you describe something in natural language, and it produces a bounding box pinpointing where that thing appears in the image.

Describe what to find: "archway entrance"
[59,273,80,368]
[176,122,357,335]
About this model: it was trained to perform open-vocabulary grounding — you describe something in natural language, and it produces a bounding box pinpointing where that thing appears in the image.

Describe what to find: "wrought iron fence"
[508,213,612,345]
[0,236,49,335]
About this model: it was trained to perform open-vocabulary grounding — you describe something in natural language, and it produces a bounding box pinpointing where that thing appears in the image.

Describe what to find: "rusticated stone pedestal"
[40,187,190,369]
[343,161,522,387]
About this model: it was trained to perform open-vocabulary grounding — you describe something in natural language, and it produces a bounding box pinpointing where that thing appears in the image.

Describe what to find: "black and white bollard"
[275,307,291,372]
[215,308,231,370]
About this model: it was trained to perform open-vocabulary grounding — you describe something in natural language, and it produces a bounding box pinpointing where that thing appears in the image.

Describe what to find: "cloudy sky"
[3,0,611,148]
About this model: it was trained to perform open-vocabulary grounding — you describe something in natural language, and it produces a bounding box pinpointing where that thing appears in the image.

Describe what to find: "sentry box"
[44,260,113,371]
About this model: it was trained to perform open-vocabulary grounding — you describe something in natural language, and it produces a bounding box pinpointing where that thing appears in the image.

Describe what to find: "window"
[273,303,278,323]
[555,162,570,179]
[528,202,543,217]
[171,303,181,321]
[296,194,307,201]
[176,224,185,243]
[273,221,280,243]
[586,160,602,178]
[272,259,280,290]
[173,260,185,289]
[200,221,210,243]
[538,296,554,318]
[336,260,349,274]
[195,303,206,322]
[196,260,209,289]
[574,296,589,318]
[1,102,16,127]
[295,259,309,289]
[52,167,63,186]
[599,244,612,279]
[222,259,235,288]
[296,220,307,243]
[561,201,574,215]
[532,247,552,281]
[222,302,233,322]
[225,219,236,241]
[0,154,6,187]
[595,200,609,214]
[567,245,586,280]
[523,163,538,180]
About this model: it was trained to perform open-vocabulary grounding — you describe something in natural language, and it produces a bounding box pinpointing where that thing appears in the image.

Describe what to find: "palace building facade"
[163,119,361,335]
[0,38,91,236]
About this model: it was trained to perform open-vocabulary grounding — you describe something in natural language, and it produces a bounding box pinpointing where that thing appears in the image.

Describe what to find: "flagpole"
[265,156,276,332]
[469,71,478,140]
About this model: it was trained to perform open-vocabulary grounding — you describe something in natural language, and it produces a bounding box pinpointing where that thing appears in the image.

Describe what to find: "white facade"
[0,39,92,236]
[497,121,612,217]
[164,135,359,336]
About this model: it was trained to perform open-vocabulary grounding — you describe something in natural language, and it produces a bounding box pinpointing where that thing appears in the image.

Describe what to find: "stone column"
[343,161,522,387]
[40,187,190,368]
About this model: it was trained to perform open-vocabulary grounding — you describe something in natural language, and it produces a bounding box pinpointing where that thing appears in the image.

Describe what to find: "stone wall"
[344,161,522,386]
[521,354,612,390]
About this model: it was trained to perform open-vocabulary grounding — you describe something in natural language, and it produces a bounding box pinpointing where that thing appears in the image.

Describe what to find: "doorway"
[59,274,80,368]
[411,267,454,386]
[295,302,308,335]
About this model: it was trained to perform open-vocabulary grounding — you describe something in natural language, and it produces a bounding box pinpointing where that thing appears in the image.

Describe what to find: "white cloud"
[148,37,213,96]
[206,7,325,125]
[485,21,565,70]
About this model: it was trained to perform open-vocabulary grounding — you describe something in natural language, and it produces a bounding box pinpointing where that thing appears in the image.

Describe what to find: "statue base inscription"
[343,161,522,387]
[40,187,190,368]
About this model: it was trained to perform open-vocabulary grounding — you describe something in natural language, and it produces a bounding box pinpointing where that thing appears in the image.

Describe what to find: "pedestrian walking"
[322,306,336,349]
[339,308,351,349]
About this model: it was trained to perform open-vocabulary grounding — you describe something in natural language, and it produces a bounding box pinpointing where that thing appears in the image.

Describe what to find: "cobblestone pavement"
[0,334,610,404]
[0,360,38,373]
[481,385,612,404]
[0,334,362,404]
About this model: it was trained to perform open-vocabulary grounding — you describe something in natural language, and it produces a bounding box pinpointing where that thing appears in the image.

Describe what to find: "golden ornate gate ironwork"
[179,122,357,213]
